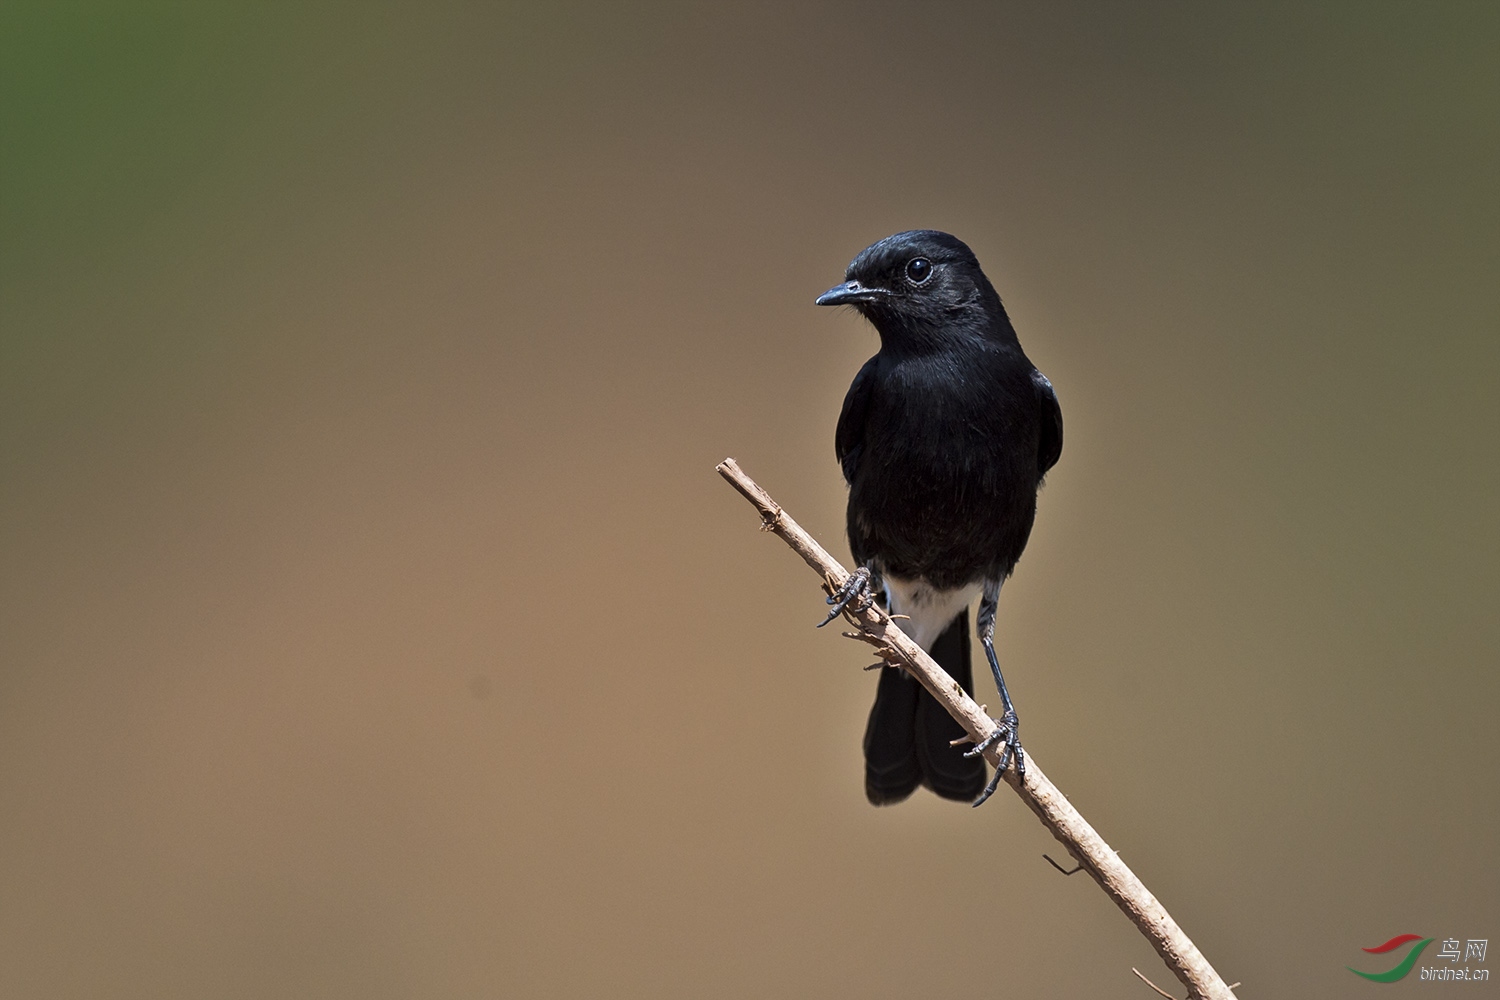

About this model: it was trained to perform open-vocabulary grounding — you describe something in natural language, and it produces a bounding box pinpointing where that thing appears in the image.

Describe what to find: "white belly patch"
[883,574,982,651]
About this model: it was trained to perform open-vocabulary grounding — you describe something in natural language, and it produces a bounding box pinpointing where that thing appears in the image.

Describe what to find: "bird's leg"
[967,579,1024,806]
[818,564,879,627]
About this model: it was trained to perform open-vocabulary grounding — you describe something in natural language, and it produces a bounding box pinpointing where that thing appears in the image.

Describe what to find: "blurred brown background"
[2,3,1496,997]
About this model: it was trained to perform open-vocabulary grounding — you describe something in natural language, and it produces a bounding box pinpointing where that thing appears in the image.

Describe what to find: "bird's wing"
[1033,369,1063,476]
[835,356,879,485]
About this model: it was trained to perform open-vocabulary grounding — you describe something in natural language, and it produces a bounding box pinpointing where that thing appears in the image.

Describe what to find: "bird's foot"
[817,566,875,628]
[965,709,1023,807]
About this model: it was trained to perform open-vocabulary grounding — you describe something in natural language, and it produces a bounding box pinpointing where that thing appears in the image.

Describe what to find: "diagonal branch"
[717,458,1237,1000]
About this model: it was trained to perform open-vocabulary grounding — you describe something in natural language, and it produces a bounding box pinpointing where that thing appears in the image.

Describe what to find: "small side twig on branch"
[716,458,1236,1000]
[1044,853,1085,876]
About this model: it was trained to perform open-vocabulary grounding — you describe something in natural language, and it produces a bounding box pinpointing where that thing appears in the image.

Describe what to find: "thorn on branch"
[1044,854,1084,876]
[1131,968,1181,1000]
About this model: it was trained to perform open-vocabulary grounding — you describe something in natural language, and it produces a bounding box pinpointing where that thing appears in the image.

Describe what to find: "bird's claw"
[818,566,874,627]
[967,709,1023,807]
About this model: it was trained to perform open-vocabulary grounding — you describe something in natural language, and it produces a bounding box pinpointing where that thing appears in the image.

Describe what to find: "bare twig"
[717,458,1236,1000]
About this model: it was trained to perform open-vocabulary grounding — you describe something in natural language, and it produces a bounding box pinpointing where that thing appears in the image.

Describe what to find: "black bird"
[815,230,1062,807]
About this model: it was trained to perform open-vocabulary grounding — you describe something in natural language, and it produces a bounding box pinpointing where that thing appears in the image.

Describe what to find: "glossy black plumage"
[818,230,1062,805]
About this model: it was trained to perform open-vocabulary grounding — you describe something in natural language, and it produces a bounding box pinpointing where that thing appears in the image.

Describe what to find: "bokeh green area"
[2,3,1497,997]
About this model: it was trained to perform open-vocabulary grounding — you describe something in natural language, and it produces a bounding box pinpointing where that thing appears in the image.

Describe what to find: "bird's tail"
[863,608,986,805]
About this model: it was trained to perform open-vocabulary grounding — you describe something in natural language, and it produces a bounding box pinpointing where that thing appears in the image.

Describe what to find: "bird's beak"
[815,280,888,306]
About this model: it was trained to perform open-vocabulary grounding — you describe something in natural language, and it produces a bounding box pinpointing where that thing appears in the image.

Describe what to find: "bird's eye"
[905,257,932,284]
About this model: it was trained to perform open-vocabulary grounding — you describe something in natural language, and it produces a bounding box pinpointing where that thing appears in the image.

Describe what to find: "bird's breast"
[846,349,1043,586]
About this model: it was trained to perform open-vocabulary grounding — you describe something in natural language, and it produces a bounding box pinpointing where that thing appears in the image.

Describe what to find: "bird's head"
[816,230,1013,350]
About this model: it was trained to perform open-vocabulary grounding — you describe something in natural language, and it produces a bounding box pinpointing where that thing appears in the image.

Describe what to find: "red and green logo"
[1348,934,1435,982]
